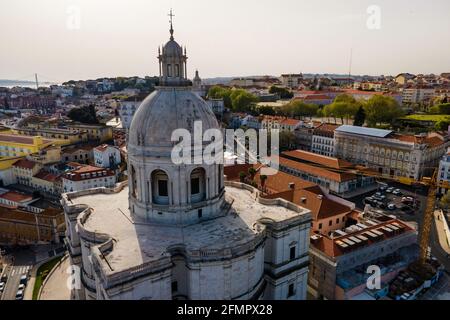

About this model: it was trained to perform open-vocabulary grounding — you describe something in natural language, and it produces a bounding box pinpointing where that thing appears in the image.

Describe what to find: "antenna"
[35,73,39,90]
[348,48,353,78]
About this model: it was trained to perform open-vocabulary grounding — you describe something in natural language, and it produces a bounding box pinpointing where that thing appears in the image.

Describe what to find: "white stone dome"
[163,39,183,56]
[128,87,219,154]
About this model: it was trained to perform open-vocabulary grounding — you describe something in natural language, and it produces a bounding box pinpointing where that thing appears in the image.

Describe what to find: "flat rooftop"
[69,184,310,275]
[335,125,393,138]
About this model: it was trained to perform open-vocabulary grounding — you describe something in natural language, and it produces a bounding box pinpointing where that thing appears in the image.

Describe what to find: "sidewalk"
[434,210,450,256]
[39,255,72,300]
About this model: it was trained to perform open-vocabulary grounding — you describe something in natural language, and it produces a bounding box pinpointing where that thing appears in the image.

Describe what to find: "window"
[158,180,168,197]
[329,220,332,226]
[288,284,295,298]
[167,64,172,77]
[198,209,203,218]
[175,64,180,77]
[290,246,296,260]
[191,177,200,195]
[171,281,178,293]
[336,218,340,224]
[318,223,323,229]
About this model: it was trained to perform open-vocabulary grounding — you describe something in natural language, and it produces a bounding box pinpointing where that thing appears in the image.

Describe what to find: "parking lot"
[349,182,428,224]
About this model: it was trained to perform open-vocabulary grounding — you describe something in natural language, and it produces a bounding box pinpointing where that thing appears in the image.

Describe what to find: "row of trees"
[209,86,405,127]
[208,86,259,112]
[278,94,403,127]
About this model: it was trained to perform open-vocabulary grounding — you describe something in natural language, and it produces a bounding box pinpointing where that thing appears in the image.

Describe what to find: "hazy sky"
[1,0,450,82]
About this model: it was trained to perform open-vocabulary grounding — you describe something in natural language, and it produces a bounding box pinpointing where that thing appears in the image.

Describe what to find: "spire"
[168,8,175,40]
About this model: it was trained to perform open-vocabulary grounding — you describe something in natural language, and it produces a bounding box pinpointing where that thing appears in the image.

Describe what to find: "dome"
[128,88,219,153]
[163,39,183,56]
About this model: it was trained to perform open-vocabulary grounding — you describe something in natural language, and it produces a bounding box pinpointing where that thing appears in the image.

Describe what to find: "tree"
[248,167,257,180]
[435,119,450,131]
[364,95,404,127]
[279,131,296,151]
[281,100,318,119]
[239,171,247,183]
[207,86,232,109]
[353,106,366,126]
[230,89,259,112]
[269,86,293,99]
[256,105,275,116]
[325,94,360,124]
[67,104,99,124]
[260,175,267,192]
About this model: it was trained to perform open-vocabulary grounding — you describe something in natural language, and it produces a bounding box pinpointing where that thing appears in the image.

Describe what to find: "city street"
[0,244,66,300]
[0,248,35,300]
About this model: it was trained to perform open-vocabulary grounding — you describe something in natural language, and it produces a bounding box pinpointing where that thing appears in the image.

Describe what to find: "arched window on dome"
[167,64,172,77]
[152,170,169,205]
[131,165,137,199]
[190,168,206,203]
[175,64,180,77]
[218,164,223,193]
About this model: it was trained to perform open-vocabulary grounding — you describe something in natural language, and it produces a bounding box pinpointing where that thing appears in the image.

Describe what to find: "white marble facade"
[62,18,311,301]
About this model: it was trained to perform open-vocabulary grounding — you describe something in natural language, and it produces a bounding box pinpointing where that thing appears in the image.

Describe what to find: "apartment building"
[62,163,116,193]
[312,123,338,157]
[401,88,436,105]
[334,125,448,180]
[309,213,418,300]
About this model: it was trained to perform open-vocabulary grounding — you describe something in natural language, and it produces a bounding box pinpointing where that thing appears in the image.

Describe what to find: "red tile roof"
[0,191,33,203]
[34,170,59,183]
[13,159,38,170]
[282,150,353,169]
[0,134,52,145]
[277,156,356,182]
[63,165,114,181]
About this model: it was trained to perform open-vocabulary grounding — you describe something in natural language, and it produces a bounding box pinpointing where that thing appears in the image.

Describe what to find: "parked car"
[364,197,376,206]
[386,187,394,193]
[15,289,24,300]
[393,189,402,195]
[377,202,387,209]
[379,186,387,192]
[0,282,5,292]
[19,275,27,285]
[402,196,414,203]
[387,203,397,210]
[18,283,25,291]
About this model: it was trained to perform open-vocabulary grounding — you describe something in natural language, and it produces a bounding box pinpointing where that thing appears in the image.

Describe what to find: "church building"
[62,14,312,300]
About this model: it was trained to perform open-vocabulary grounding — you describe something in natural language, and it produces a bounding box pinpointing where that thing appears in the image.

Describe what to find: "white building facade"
[94,144,121,169]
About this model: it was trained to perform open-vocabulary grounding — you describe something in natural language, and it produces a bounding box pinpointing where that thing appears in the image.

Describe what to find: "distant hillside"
[0,79,54,88]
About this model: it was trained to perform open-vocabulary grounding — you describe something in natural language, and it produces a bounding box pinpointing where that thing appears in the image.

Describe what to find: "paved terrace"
[67,183,311,276]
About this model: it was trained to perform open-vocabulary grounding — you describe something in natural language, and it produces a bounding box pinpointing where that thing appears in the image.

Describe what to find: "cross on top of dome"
[168,9,175,40]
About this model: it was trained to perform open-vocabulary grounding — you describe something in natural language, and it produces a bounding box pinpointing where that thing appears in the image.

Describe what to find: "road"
[0,244,65,300]
[1,248,35,300]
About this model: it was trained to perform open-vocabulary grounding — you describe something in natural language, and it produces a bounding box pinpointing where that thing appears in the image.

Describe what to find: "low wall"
[438,210,450,248]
